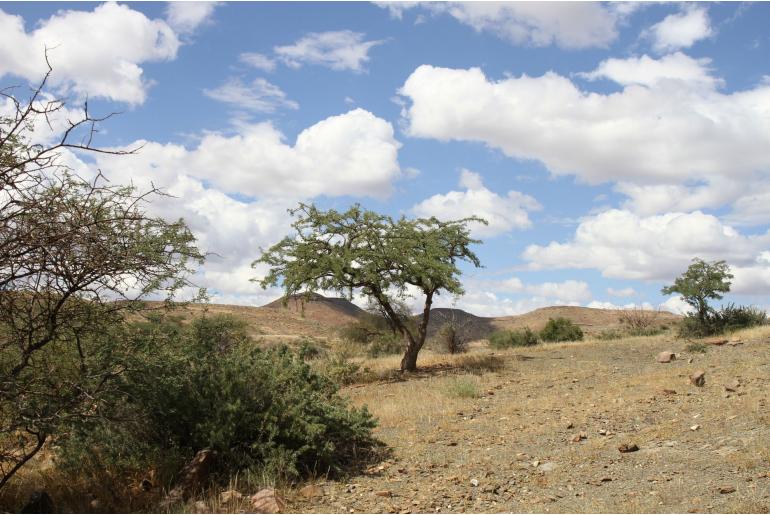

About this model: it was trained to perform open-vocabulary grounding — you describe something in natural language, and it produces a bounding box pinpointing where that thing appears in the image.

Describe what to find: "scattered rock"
[162,449,216,507]
[618,443,639,453]
[690,370,706,387]
[662,388,677,395]
[706,338,728,346]
[299,485,323,500]
[725,379,741,392]
[375,491,393,498]
[220,489,243,504]
[571,433,587,443]
[470,479,480,487]
[690,424,701,431]
[566,422,574,429]
[251,488,285,514]
[719,486,736,494]
[657,351,676,363]
[537,462,556,473]
[20,491,54,514]
[598,429,607,435]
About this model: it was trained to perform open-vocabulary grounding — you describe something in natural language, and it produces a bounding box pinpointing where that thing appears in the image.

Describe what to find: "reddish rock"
[618,443,639,453]
[251,488,285,514]
[690,370,706,387]
[719,486,736,494]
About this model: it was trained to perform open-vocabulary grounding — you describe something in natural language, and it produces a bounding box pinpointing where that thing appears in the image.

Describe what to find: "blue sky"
[1,1,769,316]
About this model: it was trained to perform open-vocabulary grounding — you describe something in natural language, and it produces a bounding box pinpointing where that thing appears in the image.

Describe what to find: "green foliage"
[317,353,362,386]
[677,303,767,338]
[445,377,480,398]
[597,329,623,341]
[539,318,584,342]
[685,342,709,354]
[57,315,379,483]
[488,327,539,348]
[662,258,733,326]
[254,203,484,371]
[366,333,404,358]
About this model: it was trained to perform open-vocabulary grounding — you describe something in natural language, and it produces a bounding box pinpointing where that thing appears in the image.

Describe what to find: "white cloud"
[374,1,421,20]
[398,63,770,217]
[203,77,298,113]
[522,210,770,293]
[431,2,620,49]
[586,300,654,311]
[494,277,591,303]
[411,169,541,237]
[659,296,694,315]
[607,287,636,298]
[0,2,179,104]
[98,108,402,200]
[274,30,383,72]
[239,52,276,72]
[647,6,712,53]
[579,52,721,88]
[165,1,219,34]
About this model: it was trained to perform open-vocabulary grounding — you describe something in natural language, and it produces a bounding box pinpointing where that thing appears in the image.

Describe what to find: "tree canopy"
[661,258,733,324]
[255,203,484,371]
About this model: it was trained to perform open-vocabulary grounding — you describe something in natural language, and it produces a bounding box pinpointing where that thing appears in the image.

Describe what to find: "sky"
[1,1,769,316]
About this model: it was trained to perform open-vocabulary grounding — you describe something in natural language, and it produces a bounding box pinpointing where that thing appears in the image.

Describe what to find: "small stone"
[532,460,540,467]
[251,488,285,514]
[618,443,640,453]
[220,489,243,504]
[725,379,741,392]
[299,485,323,499]
[600,477,612,482]
[375,491,393,497]
[719,486,736,494]
[598,429,607,435]
[470,478,480,487]
[690,424,700,431]
[447,442,458,447]
[566,422,574,429]
[690,370,706,387]
[571,433,586,443]
[538,462,556,473]
[662,388,677,395]
[657,351,676,363]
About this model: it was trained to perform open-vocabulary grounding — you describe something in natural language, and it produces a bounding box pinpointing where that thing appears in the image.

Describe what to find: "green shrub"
[539,317,583,342]
[298,339,325,360]
[677,304,767,338]
[488,327,539,348]
[445,377,480,398]
[685,342,708,353]
[627,326,665,337]
[57,315,378,483]
[597,329,623,341]
[338,321,377,343]
[366,333,403,358]
[318,352,362,385]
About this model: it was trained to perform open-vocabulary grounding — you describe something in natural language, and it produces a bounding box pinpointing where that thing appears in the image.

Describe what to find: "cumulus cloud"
[97,108,402,200]
[411,169,541,237]
[522,209,770,295]
[377,2,621,49]
[165,1,219,34]
[0,2,179,104]
[239,52,276,72]
[203,77,298,113]
[586,300,654,311]
[647,6,712,53]
[274,30,383,72]
[398,62,770,219]
[578,52,721,88]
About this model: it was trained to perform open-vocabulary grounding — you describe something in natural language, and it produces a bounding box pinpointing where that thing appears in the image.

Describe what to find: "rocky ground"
[286,328,770,514]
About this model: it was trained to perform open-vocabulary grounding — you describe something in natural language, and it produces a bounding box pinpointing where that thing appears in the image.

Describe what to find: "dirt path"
[288,331,770,513]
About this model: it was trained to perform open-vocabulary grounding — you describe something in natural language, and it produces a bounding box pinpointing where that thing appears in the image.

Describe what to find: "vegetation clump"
[539,317,584,342]
[488,327,539,348]
[57,315,379,484]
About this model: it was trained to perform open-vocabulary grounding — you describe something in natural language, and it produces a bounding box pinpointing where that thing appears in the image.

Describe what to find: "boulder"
[657,351,676,363]
[251,488,284,514]
[220,489,243,504]
[690,370,706,387]
[618,443,639,453]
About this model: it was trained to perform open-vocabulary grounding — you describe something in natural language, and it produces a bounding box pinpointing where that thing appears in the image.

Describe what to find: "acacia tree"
[661,258,733,326]
[255,203,484,371]
[0,64,203,489]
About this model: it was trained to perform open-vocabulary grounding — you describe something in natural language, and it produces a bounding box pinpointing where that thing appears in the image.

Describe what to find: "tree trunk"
[399,290,434,372]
